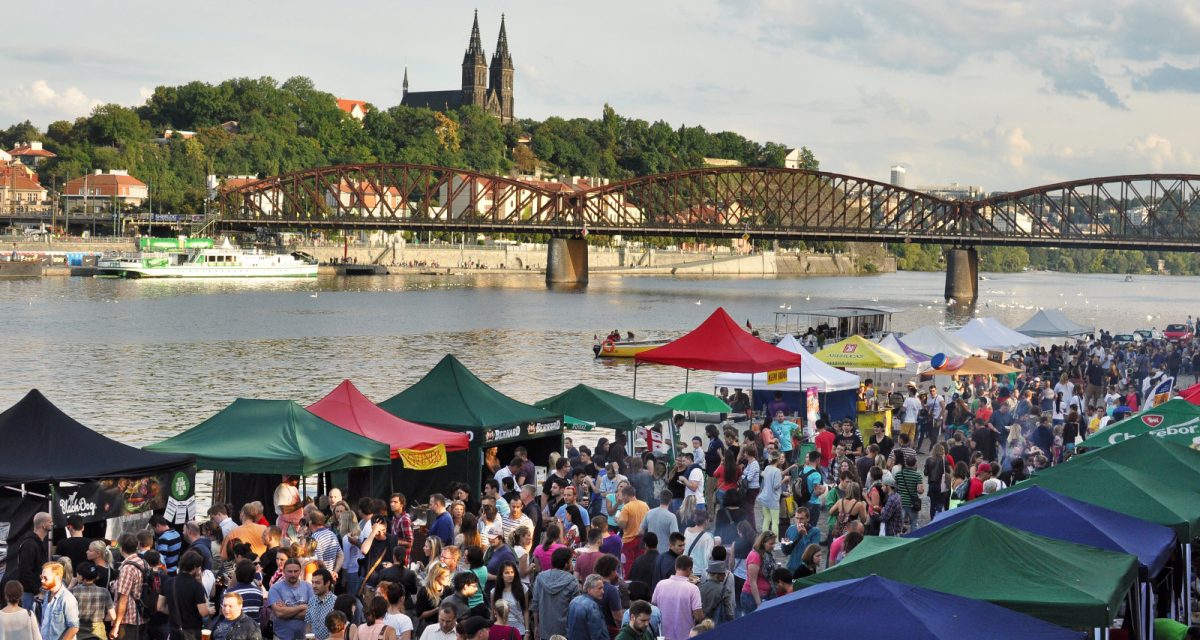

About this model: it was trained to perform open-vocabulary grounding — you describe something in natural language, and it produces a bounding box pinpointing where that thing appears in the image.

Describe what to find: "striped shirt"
[310,527,341,569]
[156,529,183,575]
[227,582,265,618]
[501,514,534,540]
[894,468,923,511]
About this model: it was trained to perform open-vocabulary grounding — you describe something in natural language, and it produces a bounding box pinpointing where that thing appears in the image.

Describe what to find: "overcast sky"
[3,0,1199,190]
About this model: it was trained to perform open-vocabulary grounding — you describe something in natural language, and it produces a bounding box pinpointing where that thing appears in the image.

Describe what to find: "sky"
[3,0,1199,191]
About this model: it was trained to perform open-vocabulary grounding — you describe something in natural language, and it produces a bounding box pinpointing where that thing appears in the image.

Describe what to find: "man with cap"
[456,616,492,640]
[697,560,732,625]
[872,473,905,536]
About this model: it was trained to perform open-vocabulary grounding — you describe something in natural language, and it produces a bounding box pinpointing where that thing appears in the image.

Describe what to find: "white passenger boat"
[96,238,318,278]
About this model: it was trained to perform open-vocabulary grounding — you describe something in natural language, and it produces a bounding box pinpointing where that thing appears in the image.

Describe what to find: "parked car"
[1134,328,1163,342]
[1113,333,1141,345]
[1164,323,1193,343]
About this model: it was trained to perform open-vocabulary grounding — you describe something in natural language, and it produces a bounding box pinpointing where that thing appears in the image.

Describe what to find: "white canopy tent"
[713,334,860,393]
[955,317,1039,351]
[900,325,987,359]
[1016,309,1094,338]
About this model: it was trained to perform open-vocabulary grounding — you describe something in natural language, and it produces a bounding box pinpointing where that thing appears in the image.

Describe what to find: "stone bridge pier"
[545,236,589,287]
[944,247,979,303]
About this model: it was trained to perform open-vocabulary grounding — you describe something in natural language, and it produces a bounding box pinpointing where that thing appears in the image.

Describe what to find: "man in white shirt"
[419,604,459,640]
[924,385,945,450]
[679,453,706,512]
[900,387,922,443]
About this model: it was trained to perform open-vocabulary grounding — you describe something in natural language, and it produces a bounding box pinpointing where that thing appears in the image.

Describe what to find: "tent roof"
[146,398,391,475]
[1181,382,1200,404]
[1078,435,1200,486]
[1016,309,1094,337]
[704,575,1084,640]
[813,335,906,369]
[1080,398,1200,449]
[635,307,802,373]
[901,325,987,358]
[713,334,860,393]
[535,384,672,431]
[954,317,1039,351]
[996,455,1200,538]
[379,355,559,432]
[917,486,1175,577]
[307,380,470,456]
[922,356,1020,378]
[0,389,194,484]
[793,516,1138,628]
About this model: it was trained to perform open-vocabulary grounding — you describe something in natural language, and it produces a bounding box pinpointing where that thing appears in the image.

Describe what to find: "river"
[0,270,1194,449]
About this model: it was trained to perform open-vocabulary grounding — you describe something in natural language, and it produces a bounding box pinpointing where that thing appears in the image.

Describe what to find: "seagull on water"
[310,292,319,298]
[695,300,702,305]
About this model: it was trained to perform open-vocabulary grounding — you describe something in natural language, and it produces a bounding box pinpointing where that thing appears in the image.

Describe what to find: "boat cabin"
[775,306,899,342]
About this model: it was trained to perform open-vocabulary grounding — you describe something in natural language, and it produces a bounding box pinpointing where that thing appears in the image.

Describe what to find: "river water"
[0,270,1194,448]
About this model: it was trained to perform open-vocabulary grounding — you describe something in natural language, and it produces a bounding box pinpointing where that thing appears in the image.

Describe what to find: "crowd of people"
[3,330,1200,640]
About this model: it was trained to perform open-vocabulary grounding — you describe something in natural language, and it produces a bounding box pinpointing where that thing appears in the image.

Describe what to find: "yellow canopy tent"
[814,335,906,370]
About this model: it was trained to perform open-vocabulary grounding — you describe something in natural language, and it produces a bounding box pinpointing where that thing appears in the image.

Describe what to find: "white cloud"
[1129,134,1194,171]
[0,80,101,122]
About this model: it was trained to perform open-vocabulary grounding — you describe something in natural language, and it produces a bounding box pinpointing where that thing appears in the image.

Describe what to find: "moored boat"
[96,237,318,279]
[0,256,44,278]
[593,337,669,358]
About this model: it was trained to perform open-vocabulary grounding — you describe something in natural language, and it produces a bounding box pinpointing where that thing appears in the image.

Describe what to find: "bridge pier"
[546,237,588,288]
[944,247,978,303]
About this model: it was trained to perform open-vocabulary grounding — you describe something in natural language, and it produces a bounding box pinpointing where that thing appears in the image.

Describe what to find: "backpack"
[795,468,820,503]
[135,562,165,619]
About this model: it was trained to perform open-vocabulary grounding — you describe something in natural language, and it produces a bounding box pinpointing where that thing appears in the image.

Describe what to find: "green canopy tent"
[1080,398,1200,449]
[537,384,672,457]
[146,398,392,507]
[794,516,1138,629]
[379,355,563,494]
[1080,434,1200,482]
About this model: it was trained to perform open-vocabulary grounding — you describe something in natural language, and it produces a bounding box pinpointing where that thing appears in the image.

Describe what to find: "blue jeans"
[739,591,760,615]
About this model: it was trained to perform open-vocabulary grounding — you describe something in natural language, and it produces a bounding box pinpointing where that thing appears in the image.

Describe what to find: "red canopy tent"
[308,380,470,500]
[1181,382,1200,405]
[636,307,801,372]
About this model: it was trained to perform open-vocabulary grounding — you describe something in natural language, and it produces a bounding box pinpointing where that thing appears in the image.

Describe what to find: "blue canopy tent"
[704,575,1083,640]
[916,486,1175,578]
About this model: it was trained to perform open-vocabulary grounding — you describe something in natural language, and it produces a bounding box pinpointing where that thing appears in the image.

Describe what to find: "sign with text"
[50,468,196,527]
[398,444,448,470]
[767,369,787,385]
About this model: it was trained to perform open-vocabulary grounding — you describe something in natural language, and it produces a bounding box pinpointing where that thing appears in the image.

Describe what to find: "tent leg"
[685,369,690,394]
[1187,543,1194,624]
[633,363,639,399]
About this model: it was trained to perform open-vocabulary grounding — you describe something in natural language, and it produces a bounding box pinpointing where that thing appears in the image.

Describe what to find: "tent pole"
[633,363,639,399]
[685,370,690,394]
[1187,543,1193,625]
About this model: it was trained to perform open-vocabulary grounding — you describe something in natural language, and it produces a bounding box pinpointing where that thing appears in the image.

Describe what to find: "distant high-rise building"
[889,165,906,188]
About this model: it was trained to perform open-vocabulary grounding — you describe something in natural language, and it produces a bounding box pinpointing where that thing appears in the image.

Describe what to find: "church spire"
[492,13,511,64]
[464,9,485,63]
[402,66,409,95]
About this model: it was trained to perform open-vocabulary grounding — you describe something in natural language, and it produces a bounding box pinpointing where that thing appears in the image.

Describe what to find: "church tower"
[461,10,488,109]
[489,14,514,123]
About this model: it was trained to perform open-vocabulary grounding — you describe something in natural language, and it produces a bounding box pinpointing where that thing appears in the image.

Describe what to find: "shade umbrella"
[813,335,906,369]
[664,392,731,413]
[702,575,1083,640]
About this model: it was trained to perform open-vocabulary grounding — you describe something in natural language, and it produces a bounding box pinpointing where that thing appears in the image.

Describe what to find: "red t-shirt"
[967,477,984,501]
[815,430,836,467]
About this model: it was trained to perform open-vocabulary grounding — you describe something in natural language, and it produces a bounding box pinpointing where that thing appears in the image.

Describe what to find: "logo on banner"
[527,420,562,435]
[767,369,787,385]
[1141,415,1165,428]
[487,426,522,442]
[843,344,858,353]
[58,491,99,519]
[398,444,448,470]
[170,472,192,501]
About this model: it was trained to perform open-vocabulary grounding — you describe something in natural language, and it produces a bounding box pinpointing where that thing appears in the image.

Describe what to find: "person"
[274,476,304,538]
[681,513,713,578]
[614,486,648,575]
[780,509,821,575]
[490,562,528,638]
[869,422,894,463]
[417,605,456,640]
[501,496,534,542]
[650,557,702,640]
[209,593,262,640]
[827,521,864,568]
[426,495,454,547]
[148,516,182,576]
[900,387,922,442]
[832,421,863,458]
[566,575,608,640]
[739,532,776,615]
[792,545,822,579]
[613,600,654,640]
[303,570,339,640]
[797,450,824,527]
[626,533,658,591]
[442,572,487,621]
[894,454,925,528]
[110,533,148,640]
[224,561,264,624]
[531,548,578,640]
[83,542,115,591]
[872,475,905,536]
[268,559,314,640]
[180,523,213,574]
[222,504,269,560]
[413,564,451,632]
[208,506,237,541]
[532,524,566,573]
[56,516,92,573]
[5,512,51,611]
[36,562,78,640]
[160,551,211,640]
[70,562,113,640]
[359,596,398,640]
[755,451,784,536]
[769,412,799,465]
[638,491,677,554]
[654,534,685,586]
[487,601,521,640]
[924,443,951,516]
[697,561,732,626]
[308,513,344,585]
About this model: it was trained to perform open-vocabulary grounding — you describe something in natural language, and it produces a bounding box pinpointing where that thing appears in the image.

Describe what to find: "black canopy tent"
[0,390,196,548]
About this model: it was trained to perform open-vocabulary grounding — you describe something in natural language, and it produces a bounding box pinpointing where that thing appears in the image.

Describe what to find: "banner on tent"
[767,369,787,385]
[398,444,448,470]
[0,493,45,568]
[50,467,196,528]
[806,387,819,429]
[484,419,563,445]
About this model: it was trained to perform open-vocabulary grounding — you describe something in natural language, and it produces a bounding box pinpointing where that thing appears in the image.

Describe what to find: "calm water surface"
[0,270,1194,448]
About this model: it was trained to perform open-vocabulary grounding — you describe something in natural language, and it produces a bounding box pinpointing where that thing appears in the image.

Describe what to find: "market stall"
[813,335,906,438]
[145,398,391,511]
[1016,308,1094,338]
[308,380,471,502]
[712,334,860,421]
[954,317,1039,352]
[379,355,563,495]
[0,389,196,553]
[901,325,987,359]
